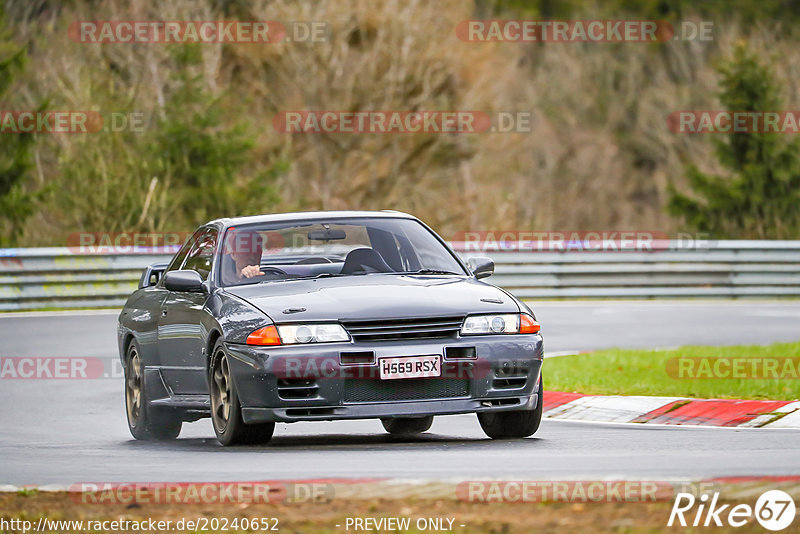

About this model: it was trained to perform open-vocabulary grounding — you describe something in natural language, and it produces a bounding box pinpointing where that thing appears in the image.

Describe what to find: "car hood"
[222,275,518,322]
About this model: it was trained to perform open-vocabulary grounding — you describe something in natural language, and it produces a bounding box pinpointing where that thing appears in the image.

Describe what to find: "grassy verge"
[545,341,800,400]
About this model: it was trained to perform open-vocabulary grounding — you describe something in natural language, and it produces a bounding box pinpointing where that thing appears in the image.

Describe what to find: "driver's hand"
[240,265,264,278]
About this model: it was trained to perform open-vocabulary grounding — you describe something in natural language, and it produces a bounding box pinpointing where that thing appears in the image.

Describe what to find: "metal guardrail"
[0,248,174,311]
[456,240,800,299]
[1,241,799,311]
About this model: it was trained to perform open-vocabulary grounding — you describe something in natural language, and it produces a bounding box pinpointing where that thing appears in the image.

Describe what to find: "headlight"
[460,313,540,335]
[276,323,350,344]
[246,323,350,345]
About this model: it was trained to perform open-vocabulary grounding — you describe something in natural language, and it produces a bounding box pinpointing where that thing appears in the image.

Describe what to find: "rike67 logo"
[668,490,796,531]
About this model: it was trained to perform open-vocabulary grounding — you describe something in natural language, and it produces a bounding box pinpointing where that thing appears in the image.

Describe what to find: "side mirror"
[467,257,494,280]
[139,262,169,288]
[163,270,205,292]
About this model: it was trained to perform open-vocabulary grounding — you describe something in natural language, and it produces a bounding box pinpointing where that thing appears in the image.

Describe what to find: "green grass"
[545,341,800,400]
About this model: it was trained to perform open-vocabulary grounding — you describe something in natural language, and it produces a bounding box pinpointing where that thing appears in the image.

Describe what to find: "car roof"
[207,210,418,229]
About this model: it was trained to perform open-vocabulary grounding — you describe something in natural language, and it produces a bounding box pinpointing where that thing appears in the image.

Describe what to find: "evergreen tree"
[0,9,39,246]
[668,43,800,238]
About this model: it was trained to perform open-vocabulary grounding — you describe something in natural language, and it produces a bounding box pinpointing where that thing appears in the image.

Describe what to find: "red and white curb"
[543,391,800,428]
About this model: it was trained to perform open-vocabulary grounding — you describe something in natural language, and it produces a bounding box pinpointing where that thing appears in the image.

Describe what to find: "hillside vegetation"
[2,0,800,245]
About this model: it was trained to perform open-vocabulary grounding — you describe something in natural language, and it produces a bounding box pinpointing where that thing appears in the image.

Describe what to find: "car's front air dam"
[240,394,539,423]
[225,334,543,424]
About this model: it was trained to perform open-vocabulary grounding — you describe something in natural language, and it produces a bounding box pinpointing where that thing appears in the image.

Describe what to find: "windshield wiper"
[257,272,346,284]
[401,269,462,276]
[304,272,346,279]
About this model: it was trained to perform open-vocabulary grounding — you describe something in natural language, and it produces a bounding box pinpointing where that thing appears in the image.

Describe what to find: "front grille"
[343,377,470,403]
[341,316,464,341]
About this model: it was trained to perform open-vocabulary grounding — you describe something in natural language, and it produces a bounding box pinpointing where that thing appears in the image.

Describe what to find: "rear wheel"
[381,416,434,435]
[210,340,275,446]
[478,376,543,439]
[124,342,182,440]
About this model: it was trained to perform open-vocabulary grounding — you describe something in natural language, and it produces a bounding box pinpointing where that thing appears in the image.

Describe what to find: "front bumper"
[225,334,544,424]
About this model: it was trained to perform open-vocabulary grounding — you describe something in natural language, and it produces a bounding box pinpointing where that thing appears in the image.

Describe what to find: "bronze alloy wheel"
[125,346,143,424]
[208,340,275,446]
[124,341,181,440]
[211,348,232,432]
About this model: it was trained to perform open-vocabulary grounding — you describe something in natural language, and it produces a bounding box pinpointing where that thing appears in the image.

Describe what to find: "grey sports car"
[118,211,544,446]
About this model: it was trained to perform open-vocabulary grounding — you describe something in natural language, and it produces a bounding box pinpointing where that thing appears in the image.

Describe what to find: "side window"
[166,230,203,274]
[182,229,218,281]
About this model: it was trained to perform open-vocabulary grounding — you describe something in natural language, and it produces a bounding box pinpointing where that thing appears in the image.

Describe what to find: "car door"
[158,227,217,394]
[128,230,200,369]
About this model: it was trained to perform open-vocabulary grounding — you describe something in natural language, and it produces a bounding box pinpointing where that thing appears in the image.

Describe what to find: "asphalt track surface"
[1,301,800,485]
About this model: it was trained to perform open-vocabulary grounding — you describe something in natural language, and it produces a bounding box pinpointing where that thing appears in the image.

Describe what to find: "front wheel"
[478,376,543,439]
[381,416,434,435]
[124,341,182,440]
[210,340,275,446]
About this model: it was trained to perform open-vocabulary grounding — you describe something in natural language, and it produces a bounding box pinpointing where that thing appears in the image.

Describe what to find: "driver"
[224,230,264,283]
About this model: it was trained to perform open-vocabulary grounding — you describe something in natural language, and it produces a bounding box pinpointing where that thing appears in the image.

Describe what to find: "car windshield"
[218,217,466,286]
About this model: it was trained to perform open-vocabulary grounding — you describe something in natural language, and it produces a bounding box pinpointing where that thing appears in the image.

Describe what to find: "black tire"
[209,339,275,446]
[124,341,182,440]
[478,376,543,439]
[381,416,434,435]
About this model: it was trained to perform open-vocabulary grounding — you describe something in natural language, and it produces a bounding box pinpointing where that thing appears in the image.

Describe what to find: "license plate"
[379,355,441,380]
